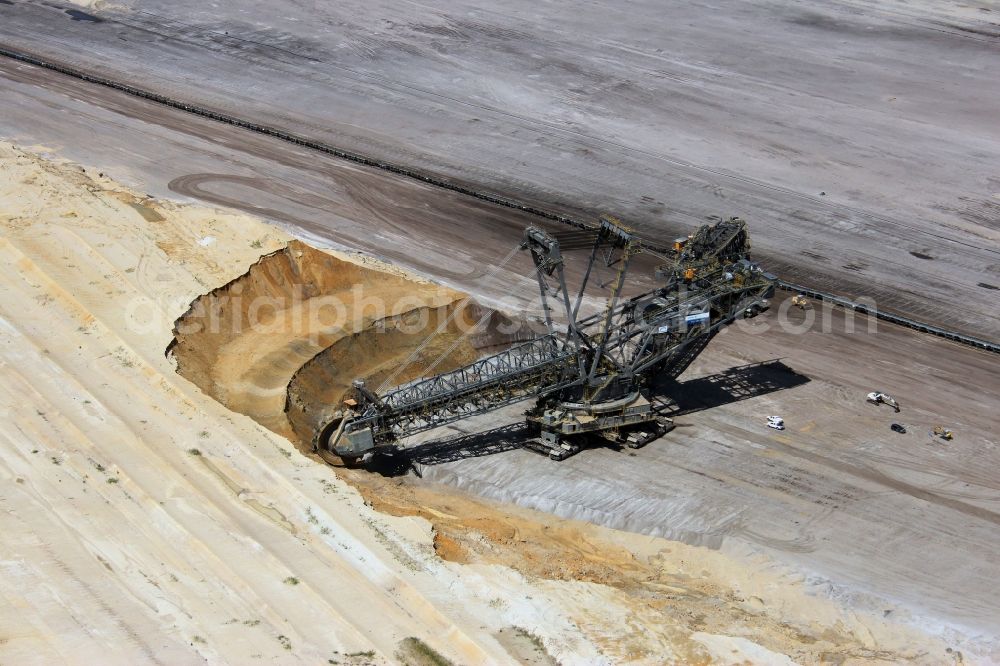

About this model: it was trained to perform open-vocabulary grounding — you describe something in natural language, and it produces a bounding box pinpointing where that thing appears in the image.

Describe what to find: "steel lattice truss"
[320,215,776,460]
[370,336,577,437]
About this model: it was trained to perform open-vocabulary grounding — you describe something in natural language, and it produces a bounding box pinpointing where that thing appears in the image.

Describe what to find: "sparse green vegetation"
[283,576,300,586]
[188,448,202,456]
[106,477,119,484]
[250,239,263,249]
[396,637,452,666]
[515,627,547,654]
[277,634,292,651]
[199,430,209,439]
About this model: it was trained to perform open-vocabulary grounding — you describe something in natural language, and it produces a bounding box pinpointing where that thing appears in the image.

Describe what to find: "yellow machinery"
[932,425,954,441]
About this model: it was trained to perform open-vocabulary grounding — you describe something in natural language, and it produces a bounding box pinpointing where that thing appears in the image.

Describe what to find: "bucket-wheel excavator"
[314,215,776,465]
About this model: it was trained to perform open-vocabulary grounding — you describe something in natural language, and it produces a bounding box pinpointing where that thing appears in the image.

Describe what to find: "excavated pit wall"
[168,240,526,450]
[286,303,527,453]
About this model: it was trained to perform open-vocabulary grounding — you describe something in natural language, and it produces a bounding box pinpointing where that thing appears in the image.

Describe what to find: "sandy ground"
[4,142,981,664]
[0,0,998,338]
[168,239,475,441]
[0,142,572,665]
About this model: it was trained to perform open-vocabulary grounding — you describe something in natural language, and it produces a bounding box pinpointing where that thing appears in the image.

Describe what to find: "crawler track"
[1,43,996,355]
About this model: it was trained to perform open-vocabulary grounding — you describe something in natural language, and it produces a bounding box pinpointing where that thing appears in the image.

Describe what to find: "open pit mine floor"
[2,1,1000,662]
[3,143,997,664]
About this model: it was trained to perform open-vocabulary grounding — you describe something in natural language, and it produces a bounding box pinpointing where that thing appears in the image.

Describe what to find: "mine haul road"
[1,0,999,656]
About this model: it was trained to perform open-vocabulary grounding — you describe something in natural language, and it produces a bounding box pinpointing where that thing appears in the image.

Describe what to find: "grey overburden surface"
[0,0,998,338]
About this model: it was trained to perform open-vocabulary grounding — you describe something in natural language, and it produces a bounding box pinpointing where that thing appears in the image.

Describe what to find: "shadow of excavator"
[367,359,809,477]
[649,358,811,417]
[364,422,532,476]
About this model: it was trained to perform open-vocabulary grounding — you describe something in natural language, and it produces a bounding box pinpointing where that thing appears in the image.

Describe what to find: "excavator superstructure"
[315,215,775,464]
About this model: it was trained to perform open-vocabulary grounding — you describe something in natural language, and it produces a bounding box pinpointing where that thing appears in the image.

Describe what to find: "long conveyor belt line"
[775,283,998,353]
[0,44,588,231]
[1,44,996,355]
